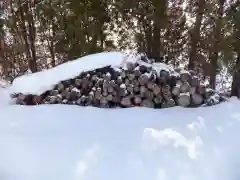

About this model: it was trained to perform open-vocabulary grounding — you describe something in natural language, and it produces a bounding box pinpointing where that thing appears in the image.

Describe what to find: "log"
[174,68,181,73]
[147,81,155,90]
[75,78,82,87]
[139,65,148,74]
[197,84,206,95]
[62,99,68,104]
[56,83,65,92]
[189,70,196,76]
[162,99,176,108]
[151,70,158,81]
[172,85,181,96]
[50,90,59,96]
[18,93,26,101]
[95,88,103,100]
[133,95,142,105]
[180,82,190,93]
[132,79,140,87]
[106,94,113,101]
[32,96,42,104]
[86,73,91,79]
[160,70,170,78]
[81,78,90,89]
[88,80,94,89]
[95,78,104,87]
[121,96,132,107]
[127,73,136,81]
[153,85,161,96]
[78,95,88,105]
[139,74,149,85]
[124,78,130,86]
[127,84,134,93]
[116,76,123,85]
[103,81,109,93]
[176,80,183,86]
[134,85,140,93]
[191,76,200,87]
[180,70,191,83]
[70,87,81,97]
[100,97,108,106]
[141,99,154,108]
[162,85,171,99]
[110,80,117,87]
[112,89,118,96]
[191,93,203,106]
[104,72,112,81]
[177,92,191,107]
[91,87,96,92]
[189,87,196,95]
[56,94,63,103]
[49,96,57,104]
[205,88,215,99]
[85,97,93,106]
[69,101,76,105]
[15,97,26,105]
[145,90,154,100]
[205,93,220,106]
[62,80,71,88]
[61,89,70,99]
[146,66,153,73]
[108,85,115,93]
[118,84,128,97]
[112,95,120,104]
[91,74,98,82]
[140,86,147,97]
[102,90,108,97]
[88,91,95,101]
[120,71,126,79]
[154,96,162,104]
[126,62,136,71]
[133,67,142,77]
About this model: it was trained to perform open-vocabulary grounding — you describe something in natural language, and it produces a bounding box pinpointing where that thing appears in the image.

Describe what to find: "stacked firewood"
[12,60,226,108]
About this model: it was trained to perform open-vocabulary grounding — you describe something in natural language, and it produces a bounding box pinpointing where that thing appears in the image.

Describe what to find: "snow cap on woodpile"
[10,52,130,95]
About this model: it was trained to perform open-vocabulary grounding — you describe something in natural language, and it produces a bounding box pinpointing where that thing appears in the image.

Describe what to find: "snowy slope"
[0,97,240,180]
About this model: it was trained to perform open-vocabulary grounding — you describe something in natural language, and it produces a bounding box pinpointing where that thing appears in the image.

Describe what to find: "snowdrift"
[0,97,240,180]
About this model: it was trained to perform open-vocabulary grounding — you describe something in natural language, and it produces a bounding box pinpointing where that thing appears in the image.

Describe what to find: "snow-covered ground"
[1,52,240,180]
[0,97,240,180]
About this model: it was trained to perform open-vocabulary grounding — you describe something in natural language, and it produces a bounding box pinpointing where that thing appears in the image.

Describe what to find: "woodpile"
[12,58,226,108]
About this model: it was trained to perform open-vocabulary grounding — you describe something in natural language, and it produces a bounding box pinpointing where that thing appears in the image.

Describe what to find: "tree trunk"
[0,18,5,73]
[50,21,56,67]
[151,0,167,62]
[231,54,240,98]
[188,0,205,70]
[27,1,37,72]
[146,24,152,57]
[230,1,240,98]
[209,0,225,89]
[18,2,32,64]
[17,1,37,72]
